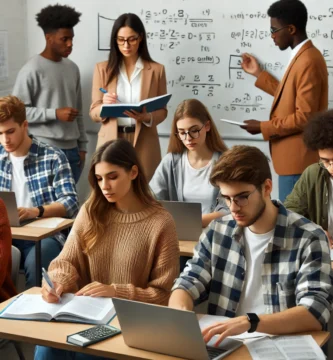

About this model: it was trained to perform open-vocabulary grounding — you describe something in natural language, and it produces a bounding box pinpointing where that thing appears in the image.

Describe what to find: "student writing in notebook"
[35,139,179,360]
[90,13,167,182]
[169,146,332,345]
[150,99,229,228]
[0,96,78,289]
[285,110,333,248]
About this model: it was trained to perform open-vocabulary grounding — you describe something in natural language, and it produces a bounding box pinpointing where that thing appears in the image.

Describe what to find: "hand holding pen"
[41,267,63,304]
[99,88,120,104]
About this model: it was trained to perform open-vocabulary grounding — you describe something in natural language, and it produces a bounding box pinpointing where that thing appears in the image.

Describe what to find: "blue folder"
[100,93,172,118]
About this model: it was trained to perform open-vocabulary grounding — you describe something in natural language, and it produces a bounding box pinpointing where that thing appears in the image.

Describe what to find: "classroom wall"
[0,0,27,97]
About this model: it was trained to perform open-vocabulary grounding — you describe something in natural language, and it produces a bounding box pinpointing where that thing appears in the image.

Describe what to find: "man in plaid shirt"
[169,145,333,346]
[0,96,78,288]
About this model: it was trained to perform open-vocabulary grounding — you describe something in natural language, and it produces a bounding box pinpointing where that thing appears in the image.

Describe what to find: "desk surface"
[179,240,197,257]
[11,218,74,241]
[0,288,329,360]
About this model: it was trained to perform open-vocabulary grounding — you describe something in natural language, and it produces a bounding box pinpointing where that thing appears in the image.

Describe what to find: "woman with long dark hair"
[90,13,167,182]
[35,139,179,360]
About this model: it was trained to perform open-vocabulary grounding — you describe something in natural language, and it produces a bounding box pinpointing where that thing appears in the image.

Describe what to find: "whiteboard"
[26,0,333,139]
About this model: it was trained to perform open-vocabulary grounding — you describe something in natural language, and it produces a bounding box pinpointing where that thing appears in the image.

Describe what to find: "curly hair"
[36,4,81,34]
[268,0,307,32]
[304,111,333,150]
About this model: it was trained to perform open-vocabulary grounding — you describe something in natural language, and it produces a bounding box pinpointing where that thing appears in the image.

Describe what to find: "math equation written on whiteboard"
[97,6,333,118]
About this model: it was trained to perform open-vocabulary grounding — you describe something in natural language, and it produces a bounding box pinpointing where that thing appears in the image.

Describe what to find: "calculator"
[66,325,121,347]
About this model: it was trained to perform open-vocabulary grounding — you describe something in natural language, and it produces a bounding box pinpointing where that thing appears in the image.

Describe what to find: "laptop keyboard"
[206,346,227,359]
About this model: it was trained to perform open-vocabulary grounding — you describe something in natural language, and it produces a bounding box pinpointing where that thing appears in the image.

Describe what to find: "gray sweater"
[150,152,228,213]
[12,55,87,151]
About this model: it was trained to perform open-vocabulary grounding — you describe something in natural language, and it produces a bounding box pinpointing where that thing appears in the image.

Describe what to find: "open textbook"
[100,93,172,118]
[245,335,326,360]
[0,294,116,325]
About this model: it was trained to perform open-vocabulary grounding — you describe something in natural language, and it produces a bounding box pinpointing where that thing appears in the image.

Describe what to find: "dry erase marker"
[99,87,108,94]
[42,267,61,302]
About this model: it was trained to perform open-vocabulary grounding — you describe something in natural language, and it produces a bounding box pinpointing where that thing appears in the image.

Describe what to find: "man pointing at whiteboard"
[241,0,328,202]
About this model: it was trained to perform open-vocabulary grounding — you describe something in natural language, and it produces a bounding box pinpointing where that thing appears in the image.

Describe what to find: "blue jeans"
[34,346,111,360]
[278,174,301,202]
[61,147,82,184]
[12,237,62,289]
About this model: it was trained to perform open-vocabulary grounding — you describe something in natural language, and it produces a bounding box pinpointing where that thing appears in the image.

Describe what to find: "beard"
[234,197,266,227]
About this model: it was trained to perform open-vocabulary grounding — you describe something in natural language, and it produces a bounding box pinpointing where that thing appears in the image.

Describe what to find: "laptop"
[113,298,242,360]
[0,191,36,227]
[161,200,203,241]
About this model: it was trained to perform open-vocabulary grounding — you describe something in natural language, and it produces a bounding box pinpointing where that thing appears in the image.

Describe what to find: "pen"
[99,88,121,102]
[42,267,61,302]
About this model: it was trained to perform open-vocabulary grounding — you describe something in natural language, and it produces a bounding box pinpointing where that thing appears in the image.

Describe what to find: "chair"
[0,246,25,360]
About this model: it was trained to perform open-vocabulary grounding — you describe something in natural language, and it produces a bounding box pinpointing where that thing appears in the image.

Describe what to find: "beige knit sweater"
[48,204,180,305]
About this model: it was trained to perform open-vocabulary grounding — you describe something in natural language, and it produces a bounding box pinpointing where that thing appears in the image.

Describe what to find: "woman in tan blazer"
[90,13,167,181]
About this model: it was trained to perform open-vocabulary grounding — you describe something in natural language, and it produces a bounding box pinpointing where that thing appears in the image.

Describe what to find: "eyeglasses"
[270,25,289,34]
[319,160,333,169]
[222,188,258,208]
[175,123,206,141]
[116,36,140,46]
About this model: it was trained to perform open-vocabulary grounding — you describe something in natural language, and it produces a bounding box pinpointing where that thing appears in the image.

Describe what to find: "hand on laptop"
[76,281,116,297]
[18,207,39,221]
[201,316,250,347]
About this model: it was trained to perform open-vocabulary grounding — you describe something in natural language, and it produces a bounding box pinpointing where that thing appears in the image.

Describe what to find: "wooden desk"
[11,218,74,286]
[0,288,329,360]
[179,240,196,257]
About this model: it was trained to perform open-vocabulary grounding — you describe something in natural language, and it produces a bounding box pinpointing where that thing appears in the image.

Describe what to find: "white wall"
[14,0,280,202]
[0,0,27,96]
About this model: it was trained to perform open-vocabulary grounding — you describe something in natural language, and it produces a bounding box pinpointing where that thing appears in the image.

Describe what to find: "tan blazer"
[255,41,328,175]
[90,60,167,181]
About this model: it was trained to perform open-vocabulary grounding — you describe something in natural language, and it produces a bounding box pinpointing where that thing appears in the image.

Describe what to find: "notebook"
[113,298,242,360]
[0,191,36,227]
[0,294,116,325]
[160,200,203,241]
[100,93,172,118]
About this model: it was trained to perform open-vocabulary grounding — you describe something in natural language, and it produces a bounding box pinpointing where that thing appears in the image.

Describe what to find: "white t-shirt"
[182,152,219,214]
[328,177,333,239]
[9,153,33,208]
[236,227,274,316]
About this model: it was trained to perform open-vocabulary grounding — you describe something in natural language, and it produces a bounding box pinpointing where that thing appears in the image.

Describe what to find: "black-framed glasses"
[175,123,206,141]
[222,188,258,208]
[270,25,289,34]
[319,160,333,169]
[116,35,140,46]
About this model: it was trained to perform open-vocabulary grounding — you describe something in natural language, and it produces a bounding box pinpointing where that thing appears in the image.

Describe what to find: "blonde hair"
[0,96,26,125]
[167,99,227,154]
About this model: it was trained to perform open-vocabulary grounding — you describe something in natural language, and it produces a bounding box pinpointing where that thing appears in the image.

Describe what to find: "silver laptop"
[161,200,203,241]
[113,298,242,360]
[0,191,36,227]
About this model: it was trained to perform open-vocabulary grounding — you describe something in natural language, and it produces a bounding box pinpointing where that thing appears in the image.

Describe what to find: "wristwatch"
[37,205,45,218]
[246,313,260,333]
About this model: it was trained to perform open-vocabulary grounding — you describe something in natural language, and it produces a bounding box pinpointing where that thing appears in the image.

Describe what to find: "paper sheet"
[219,119,248,127]
[26,217,65,229]
[198,314,269,340]
[245,335,326,360]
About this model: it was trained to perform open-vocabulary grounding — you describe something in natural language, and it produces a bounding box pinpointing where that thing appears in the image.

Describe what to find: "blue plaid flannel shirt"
[0,136,79,245]
[173,201,333,328]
